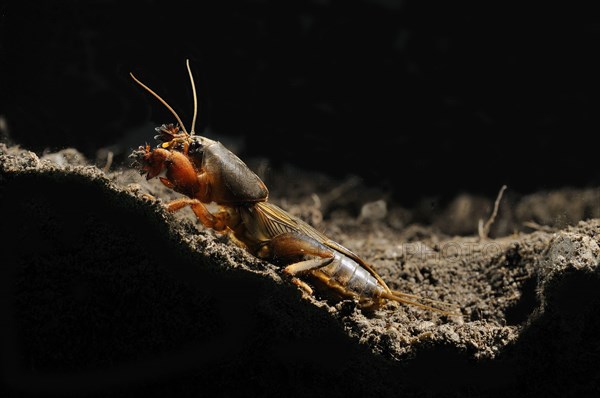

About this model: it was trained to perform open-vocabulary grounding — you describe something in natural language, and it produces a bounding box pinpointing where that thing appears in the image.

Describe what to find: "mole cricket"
[130,60,457,314]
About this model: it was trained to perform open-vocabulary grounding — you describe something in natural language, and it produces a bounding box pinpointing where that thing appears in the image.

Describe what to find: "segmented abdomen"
[321,252,384,298]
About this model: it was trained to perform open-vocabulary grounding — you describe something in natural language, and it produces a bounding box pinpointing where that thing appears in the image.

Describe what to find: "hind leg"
[259,232,335,295]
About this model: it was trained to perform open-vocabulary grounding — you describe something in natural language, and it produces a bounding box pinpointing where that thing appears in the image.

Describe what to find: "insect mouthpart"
[154,123,184,143]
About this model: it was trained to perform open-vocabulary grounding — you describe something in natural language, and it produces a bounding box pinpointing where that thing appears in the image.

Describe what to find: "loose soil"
[1,143,599,397]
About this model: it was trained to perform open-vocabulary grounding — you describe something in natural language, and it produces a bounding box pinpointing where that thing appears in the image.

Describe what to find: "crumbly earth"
[1,143,599,397]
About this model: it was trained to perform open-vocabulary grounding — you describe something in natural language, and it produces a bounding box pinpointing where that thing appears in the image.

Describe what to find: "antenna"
[186,59,198,135]
[130,71,189,135]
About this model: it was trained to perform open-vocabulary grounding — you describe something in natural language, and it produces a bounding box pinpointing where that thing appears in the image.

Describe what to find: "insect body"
[130,61,456,314]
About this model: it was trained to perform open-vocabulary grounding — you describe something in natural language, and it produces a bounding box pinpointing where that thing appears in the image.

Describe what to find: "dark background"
[2,3,600,397]
[1,0,598,204]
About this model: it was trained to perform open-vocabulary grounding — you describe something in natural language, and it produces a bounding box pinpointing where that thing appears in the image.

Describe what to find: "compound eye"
[188,138,204,154]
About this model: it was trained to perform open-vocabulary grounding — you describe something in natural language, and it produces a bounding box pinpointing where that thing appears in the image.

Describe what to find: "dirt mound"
[1,143,599,397]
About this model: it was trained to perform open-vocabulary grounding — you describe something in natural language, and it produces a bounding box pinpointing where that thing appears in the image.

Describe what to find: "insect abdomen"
[322,252,384,298]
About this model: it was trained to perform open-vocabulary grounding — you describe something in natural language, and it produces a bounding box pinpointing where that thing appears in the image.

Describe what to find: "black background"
[2,3,600,397]
[1,0,598,204]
